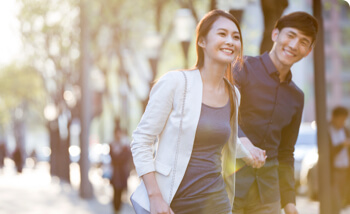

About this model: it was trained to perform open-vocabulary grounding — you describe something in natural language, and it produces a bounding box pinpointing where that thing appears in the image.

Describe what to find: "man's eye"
[301,41,310,47]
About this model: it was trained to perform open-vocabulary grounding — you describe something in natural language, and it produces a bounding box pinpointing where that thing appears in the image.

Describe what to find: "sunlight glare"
[0,0,21,65]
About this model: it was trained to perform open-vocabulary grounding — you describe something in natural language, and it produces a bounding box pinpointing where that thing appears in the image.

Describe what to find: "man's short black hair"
[332,106,349,118]
[274,11,319,44]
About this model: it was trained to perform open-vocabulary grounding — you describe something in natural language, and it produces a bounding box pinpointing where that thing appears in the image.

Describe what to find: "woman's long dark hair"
[194,9,243,119]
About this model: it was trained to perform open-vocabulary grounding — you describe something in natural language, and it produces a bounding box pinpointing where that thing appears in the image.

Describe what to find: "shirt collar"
[261,52,293,83]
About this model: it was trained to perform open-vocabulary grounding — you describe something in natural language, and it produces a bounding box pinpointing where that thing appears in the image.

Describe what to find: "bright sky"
[0,0,21,66]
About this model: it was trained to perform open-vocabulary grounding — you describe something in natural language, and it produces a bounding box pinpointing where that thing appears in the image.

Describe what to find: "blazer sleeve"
[131,72,180,177]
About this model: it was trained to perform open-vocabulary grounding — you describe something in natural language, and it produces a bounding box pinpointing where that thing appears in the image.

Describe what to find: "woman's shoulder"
[157,70,183,83]
[160,69,198,78]
[157,69,199,85]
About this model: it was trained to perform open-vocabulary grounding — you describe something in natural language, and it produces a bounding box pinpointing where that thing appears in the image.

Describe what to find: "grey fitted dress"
[170,99,232,214]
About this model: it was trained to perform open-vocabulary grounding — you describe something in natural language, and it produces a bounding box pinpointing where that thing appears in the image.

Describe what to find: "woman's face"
[199,17,241,65]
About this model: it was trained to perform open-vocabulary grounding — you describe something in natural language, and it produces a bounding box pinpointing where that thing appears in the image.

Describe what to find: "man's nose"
[289,39,298,49]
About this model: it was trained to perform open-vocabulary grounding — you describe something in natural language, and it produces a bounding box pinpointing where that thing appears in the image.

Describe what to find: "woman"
[130,9,251,214]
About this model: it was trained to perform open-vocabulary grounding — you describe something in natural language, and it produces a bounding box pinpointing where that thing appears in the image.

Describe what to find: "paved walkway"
[0,159,134,214]
[1,158,350,214]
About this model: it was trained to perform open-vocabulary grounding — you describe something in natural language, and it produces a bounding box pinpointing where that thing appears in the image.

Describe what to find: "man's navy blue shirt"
[233,52,304,207]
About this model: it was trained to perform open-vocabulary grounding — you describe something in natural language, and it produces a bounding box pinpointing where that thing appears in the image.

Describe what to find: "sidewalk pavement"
[0,159,134,214]
[1,158,350,214]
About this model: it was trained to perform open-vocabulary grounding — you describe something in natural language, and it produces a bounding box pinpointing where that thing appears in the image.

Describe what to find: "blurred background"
[0,0,349,213]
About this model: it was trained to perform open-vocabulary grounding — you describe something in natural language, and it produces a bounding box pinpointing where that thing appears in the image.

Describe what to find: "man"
[329,106,350,213]
[232,12,318,214]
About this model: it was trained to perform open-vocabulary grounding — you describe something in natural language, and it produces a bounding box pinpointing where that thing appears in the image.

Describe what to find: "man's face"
[332,115,348,129]
[270,27,313,67]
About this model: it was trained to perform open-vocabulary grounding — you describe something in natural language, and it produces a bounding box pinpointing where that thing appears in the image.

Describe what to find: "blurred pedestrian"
[29,149,37,169]
[0,142,6,171]
[232,12,318,214]
[260,0,289,54]
[13,146,23,173]
[130,9,251,214]
[109,122,131,214]
[329,106,350,213]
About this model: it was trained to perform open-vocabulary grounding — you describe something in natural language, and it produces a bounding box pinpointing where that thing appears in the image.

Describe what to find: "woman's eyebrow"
[217,28,239,33]
[217,28,228,32]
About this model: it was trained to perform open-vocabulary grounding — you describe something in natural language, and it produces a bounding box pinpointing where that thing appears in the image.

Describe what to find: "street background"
[0,0,349,214]
[1,158,350,214]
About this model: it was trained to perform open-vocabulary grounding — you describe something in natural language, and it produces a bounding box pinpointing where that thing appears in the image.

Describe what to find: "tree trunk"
[48,120,60,177]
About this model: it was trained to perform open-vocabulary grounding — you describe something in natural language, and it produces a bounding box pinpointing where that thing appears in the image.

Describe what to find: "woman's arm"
[142,172,174,214]
[131,71,181,213]
[131,72,180,177]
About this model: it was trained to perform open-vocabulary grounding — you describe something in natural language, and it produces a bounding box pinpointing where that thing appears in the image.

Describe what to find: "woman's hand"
[149,194,174,214]
[240,137,266,168]
[142,172,174,214]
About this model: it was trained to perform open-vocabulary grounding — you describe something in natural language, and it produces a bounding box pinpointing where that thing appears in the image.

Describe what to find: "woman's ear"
[198,37,206,48]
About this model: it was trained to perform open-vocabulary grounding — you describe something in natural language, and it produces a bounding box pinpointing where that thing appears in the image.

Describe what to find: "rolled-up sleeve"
[131,72,179,177]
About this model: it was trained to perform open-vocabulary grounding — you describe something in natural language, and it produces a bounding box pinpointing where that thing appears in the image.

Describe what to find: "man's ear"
[198,37,206,48]
[304,46,313,58]
[271,28,279,42]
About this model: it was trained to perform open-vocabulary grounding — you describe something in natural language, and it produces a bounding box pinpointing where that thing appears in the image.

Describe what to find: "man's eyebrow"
[300,37,311,44]
[287,30,311,43]
[287,31,297,36]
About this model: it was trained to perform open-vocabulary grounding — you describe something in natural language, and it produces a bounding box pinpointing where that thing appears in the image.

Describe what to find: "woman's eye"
[233,35,240,40]
[218,32,226,36]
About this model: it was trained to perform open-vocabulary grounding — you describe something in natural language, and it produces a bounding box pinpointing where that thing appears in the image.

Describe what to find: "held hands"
[149,193,174,214]
[284,203,298,214]
[240,137,267,168]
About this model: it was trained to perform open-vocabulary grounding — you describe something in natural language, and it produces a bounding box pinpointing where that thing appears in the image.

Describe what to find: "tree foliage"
[0,63,46,125]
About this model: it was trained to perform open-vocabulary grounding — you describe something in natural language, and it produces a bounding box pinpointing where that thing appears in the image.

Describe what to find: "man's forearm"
[278,163,296,208]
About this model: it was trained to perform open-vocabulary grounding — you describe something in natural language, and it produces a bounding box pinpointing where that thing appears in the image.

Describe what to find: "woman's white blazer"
[130,69,250,211]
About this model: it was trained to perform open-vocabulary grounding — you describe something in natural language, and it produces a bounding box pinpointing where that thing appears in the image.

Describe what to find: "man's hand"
[240,137,267,168]
[284,203,298,214]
